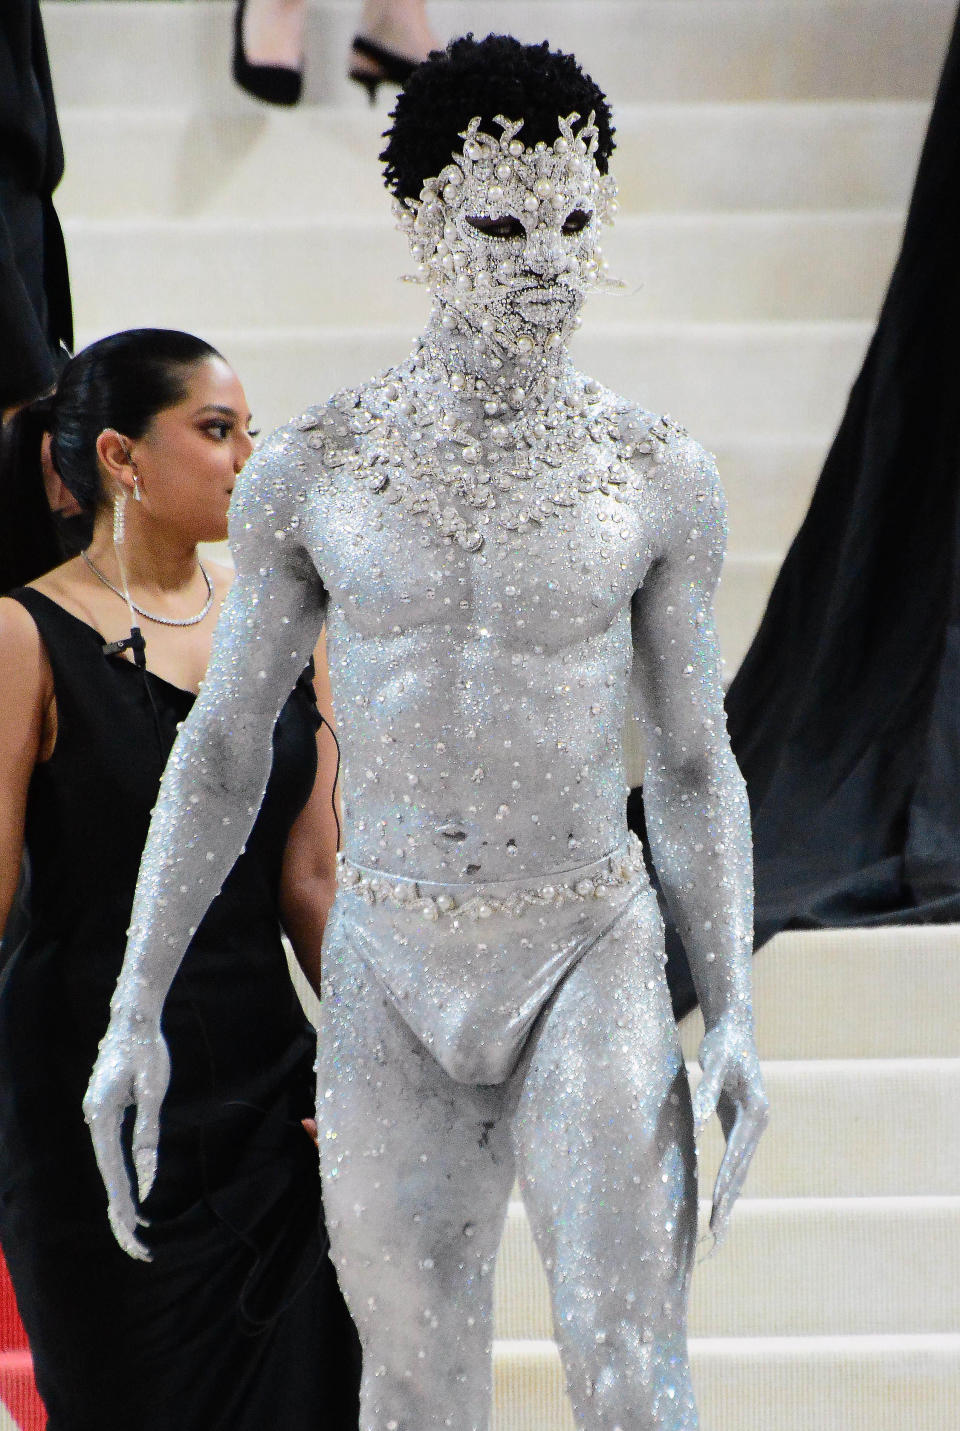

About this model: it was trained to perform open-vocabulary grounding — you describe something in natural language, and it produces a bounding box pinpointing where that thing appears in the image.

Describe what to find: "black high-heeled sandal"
[348,35,419,103]
[232,0,303,107]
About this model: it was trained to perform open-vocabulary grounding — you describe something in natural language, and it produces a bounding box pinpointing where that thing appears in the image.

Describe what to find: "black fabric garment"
[629,7,960,1014]
[0,589,360,1431]
[721,4,960,952]
[0,0,72,409]
[0,396,85,600]
[624,788,699,1019]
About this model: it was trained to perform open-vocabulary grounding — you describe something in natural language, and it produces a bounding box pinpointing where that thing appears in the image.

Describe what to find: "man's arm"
[84,429,328,1257]
[631,434,768,1243]
[632,441,752,1024]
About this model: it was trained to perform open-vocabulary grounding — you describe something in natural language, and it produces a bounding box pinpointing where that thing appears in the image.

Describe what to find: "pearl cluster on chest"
[295,387,687,554]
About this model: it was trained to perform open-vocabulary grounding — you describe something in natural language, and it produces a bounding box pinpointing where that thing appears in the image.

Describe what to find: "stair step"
[694,1059,960,1197]
[495,1196,960,1338]
[62,211,903,326]
[70,320,868,442]
[712,435,825,555]
[615,100,928,212]
[42,1,956,108]
[54,101,929,219]
[681,926,960,1060]
[491,1334,960,1431]
[714,556,779,675]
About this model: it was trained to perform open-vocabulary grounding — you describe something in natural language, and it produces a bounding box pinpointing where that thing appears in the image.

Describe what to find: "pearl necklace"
[81,550,215,627]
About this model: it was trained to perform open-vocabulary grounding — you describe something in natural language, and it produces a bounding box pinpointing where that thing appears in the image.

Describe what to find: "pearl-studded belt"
[335,833,646,921]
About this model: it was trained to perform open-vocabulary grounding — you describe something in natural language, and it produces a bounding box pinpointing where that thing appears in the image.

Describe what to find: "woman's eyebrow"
[194,404,256,425]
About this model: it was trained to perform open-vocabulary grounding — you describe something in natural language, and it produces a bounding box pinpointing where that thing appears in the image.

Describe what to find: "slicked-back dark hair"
[381,34,615,203]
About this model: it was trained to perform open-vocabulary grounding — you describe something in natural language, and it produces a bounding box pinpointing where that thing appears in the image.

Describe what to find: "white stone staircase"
[38,3,960,1428]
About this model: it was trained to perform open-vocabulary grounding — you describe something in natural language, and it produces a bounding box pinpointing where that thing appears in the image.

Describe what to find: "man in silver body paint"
[87,36,769,1431]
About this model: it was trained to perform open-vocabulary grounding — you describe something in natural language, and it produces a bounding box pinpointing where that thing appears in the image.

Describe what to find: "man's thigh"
[317,929,516,1329]
[511,887,698,1331]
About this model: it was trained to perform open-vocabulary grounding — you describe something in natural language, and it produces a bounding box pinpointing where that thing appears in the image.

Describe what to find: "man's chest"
[305,465,660,647]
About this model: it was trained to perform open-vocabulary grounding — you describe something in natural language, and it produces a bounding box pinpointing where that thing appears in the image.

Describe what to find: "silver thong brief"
[325,835,659,1084]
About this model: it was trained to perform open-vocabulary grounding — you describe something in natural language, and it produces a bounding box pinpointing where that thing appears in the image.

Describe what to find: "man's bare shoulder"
[231,384,369,512]
[593,386,721,509]
[275,371,408,466]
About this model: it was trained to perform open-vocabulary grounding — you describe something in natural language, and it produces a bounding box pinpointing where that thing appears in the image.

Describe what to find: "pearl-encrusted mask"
[396,112,620,356]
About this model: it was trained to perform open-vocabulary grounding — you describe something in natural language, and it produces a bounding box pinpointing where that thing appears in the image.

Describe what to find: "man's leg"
[317,934,516,1431]
[512,890,700,1430]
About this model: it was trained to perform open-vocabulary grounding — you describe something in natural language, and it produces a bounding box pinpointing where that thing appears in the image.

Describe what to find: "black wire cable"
[317,714,343,850]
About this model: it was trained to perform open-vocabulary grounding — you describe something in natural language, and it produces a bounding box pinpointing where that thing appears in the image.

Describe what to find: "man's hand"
[691,1011,769,1247]
[83,1011,171,1261]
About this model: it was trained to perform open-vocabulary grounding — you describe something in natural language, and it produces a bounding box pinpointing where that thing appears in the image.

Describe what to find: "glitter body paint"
[86,112,767,1431]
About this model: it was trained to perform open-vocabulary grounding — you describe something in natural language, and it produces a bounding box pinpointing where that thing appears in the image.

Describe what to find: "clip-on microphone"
[102,626,146,670]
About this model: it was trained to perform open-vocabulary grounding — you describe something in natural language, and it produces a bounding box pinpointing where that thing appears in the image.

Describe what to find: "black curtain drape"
[631,6,960,1017]
[0,0,72,410]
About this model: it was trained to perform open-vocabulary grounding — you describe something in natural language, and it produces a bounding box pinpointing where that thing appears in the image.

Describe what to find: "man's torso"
[281,370,698,883]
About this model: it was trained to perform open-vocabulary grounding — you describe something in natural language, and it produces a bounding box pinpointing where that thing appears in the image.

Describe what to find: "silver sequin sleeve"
[631,437,755,1030]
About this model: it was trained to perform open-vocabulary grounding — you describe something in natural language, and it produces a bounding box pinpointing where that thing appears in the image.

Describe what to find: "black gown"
[0,0,73,409]
[0,589,360,1431]
[722,4,960,951]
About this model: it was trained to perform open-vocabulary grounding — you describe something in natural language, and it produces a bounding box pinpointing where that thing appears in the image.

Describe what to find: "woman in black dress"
[0,329,360,1430]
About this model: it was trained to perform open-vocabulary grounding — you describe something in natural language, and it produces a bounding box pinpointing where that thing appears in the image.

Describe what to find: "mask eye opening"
[465,215,526,240]
[561,209,593,236]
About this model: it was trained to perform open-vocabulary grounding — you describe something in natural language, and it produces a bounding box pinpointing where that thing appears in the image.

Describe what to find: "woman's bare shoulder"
[0,590,41,643]
[0,595,50,705]
[0,597,53,795]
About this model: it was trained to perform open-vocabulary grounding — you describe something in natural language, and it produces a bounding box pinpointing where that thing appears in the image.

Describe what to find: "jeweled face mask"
[396,112,619,356]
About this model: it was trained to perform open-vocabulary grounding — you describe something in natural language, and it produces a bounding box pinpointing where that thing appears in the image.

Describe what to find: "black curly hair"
[381,34,615,203]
